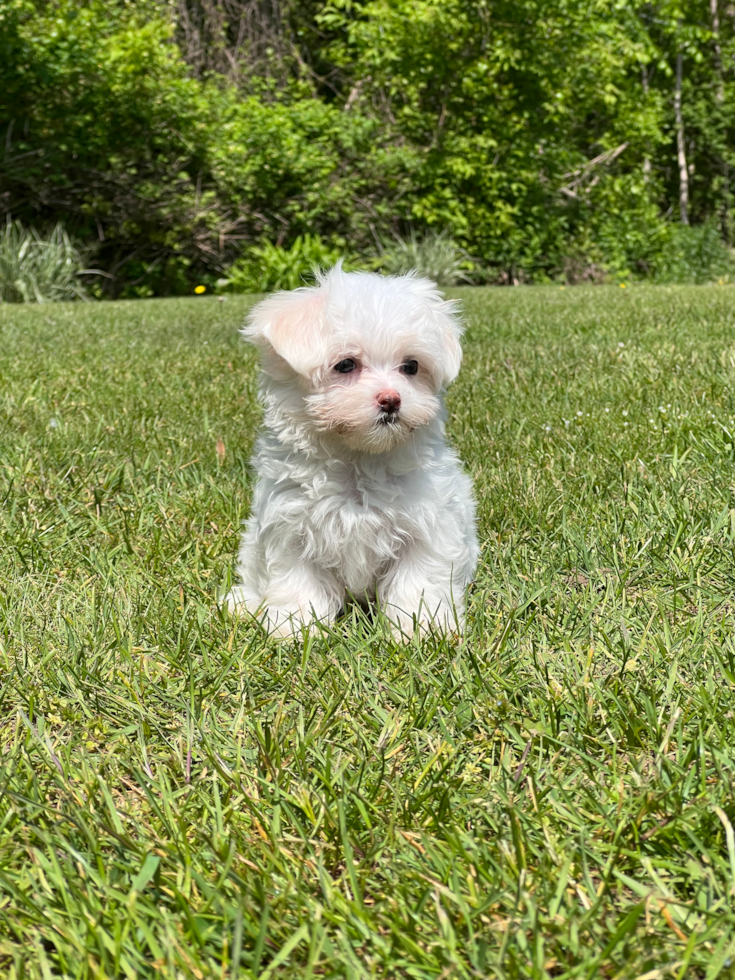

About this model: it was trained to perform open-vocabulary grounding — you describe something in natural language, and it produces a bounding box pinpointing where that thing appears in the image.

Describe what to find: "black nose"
[377,390,401,414]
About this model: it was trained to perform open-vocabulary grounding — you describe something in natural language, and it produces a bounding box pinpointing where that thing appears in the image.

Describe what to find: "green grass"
[1,285,735,979]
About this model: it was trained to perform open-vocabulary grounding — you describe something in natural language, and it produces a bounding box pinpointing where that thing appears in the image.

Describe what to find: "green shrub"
[652,221,734,284]
[0,1,403,297]
[219,235,355,293]
[379,230,472,286]
[220,231,476,293]
[0,220,89,303]
[3,0,735,293]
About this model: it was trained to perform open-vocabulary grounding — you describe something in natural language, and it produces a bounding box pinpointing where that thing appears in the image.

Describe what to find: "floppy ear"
[434,299,463,385]
[407,278,464,386]
[243,287,328,378]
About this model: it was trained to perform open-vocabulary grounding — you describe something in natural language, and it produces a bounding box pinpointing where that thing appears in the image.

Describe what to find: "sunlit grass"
[0,285,734,978]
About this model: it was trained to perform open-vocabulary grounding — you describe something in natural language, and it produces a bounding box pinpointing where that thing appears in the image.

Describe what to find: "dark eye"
[401,359,419,376]
[334,358,357,374]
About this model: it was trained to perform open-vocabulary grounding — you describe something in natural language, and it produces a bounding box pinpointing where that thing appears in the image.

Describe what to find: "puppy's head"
[244,266,463,454]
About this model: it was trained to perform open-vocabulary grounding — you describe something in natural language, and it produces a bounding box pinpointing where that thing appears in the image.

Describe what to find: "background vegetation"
[2,0,735,296]
[1,286,735,976]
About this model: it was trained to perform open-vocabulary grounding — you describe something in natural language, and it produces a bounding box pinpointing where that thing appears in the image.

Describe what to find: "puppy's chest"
[302,466,422,586]
[306,465,411,519]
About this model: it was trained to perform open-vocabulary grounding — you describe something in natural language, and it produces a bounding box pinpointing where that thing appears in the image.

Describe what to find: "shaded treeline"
[1,0,733,295]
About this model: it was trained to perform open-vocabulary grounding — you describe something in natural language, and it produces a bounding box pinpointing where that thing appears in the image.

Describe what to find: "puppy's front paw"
[224,592,328,640]
[384,598,464,642]
[260,609,315,639]
[224,586,259,614]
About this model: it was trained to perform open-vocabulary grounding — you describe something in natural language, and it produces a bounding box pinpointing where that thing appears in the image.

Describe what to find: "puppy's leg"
[257,560,343,638]
[379,538,473,639]
[224,519,265,614]
[228,552,342,639]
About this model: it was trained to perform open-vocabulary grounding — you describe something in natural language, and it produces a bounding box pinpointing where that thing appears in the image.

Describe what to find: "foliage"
[0,218,88,302]
[0,0,404,297]
[1,287,735,974]
[3,0,735,292]
[219,234,353,293]
[379,230,471,285]
[652,219,735,282]
[319,0,662,275]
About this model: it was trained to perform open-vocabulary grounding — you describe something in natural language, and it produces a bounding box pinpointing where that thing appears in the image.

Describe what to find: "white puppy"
[226,266,478,638]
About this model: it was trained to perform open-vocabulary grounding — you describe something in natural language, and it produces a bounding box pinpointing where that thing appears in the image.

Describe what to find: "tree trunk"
[642,66,651,179]
[674,52,689,225]
[711,0,729,241]
[711,0,724,101]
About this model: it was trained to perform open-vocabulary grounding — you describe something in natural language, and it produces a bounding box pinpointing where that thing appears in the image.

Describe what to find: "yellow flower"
[620,283,627,288]
[194,285,206,294]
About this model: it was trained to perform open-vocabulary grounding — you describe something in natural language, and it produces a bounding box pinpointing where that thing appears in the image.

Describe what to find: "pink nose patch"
[377,389,401,413]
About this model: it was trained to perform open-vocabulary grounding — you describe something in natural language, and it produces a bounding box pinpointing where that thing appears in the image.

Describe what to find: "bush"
[3,0,735,293]
[652,221,735,284]
[0,220,88,303]
[380,231,471,286]
[220,231,476,293]
[0,1,405,297]
[219,235,355,293]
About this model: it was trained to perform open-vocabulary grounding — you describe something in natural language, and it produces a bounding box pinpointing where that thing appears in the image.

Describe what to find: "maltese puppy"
[226,266,478,638]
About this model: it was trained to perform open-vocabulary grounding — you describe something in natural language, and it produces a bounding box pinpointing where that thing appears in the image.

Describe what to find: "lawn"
[1,285,735,979]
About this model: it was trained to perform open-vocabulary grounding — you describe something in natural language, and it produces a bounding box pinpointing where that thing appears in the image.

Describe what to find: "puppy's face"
[245,269,463,454]
[307,344,441,453]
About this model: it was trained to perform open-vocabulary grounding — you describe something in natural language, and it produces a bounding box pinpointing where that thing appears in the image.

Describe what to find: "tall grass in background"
[2,218,734,304]
[0,220,90,303]
[379,230,473,285]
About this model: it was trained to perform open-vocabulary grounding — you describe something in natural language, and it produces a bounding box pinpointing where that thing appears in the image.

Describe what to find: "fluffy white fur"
[226,266,479,638]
